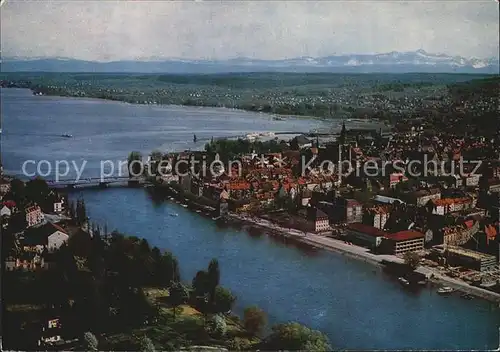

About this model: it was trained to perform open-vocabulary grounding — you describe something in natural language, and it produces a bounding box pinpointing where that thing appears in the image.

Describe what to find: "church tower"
[339,120,347,145]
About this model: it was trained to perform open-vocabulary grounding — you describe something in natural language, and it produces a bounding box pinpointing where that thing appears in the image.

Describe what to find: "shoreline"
[149,184,500,304]
[226,212,500,304]
[1,86,390,126]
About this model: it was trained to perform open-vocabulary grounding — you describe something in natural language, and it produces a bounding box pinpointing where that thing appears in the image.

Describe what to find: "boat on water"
[437,286,455,295]
[460,293,474,300]
[398,277,410,286]
[61,133,73,138]
[169,213,178,217]
[181,204,188,208]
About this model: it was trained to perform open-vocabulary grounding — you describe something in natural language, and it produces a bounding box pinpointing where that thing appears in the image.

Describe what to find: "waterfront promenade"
[229,213,500,303]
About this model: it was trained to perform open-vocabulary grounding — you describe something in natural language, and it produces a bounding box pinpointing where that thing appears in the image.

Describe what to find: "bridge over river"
[45,176,148,189]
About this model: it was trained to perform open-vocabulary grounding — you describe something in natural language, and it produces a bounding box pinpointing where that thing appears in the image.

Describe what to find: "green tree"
[8,178,26,206]
[213,286,236,314]
[161,251,181,286]
[82,331,98,351]
[139,336,156,352]
[76,198,87,225]
[25,177,51,210]
[207,258,220,304]
[403,251,420,271]
[8,210,27,233]
[169,282,189,321]
[192,270,209,298]
[68,200,76,219]
[263,322,331,351]
[243,306,267,336]
[148,150,163,176]
[149,150,163,162]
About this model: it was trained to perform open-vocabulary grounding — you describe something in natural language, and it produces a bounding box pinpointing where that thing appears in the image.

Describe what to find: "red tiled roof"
[25,205,41,213]
[228,181,251,190]
[387,230,424,242]
[2,200,16,208]
[347,223,387,237]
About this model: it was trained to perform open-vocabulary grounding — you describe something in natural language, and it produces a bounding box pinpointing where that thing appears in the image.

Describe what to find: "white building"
[53,199,64,213]
[25,205,44,227]
[23,222,69,253]
[0,205,12,217]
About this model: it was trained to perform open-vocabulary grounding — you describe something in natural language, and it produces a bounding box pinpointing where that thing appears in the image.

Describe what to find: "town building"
[218,199,229,217]
[300,189,312,207]
[364,205,391,229]
[432,245,497,272]
[409,188,441,207]
[345,199,363,223]
[0,179,11,195]
[307,207,330,232]
[345,223,387,250]
[389,173,408,188]
[333,198,363,224]
[291,135,313,149]
[380,230,425,255]
[53,198,65,213]
[432,197,474,215]
[25,205,44,227]
[439,220,479,246]
[23,222,69,253]
[1,204,12,218]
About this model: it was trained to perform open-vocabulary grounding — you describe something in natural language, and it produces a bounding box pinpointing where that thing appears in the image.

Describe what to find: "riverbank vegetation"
[1,72,494,123]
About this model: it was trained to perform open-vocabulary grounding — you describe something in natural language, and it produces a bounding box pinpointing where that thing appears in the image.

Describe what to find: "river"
[1,88,499,350]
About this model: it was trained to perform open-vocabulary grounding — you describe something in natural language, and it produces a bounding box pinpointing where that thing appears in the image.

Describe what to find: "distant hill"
[2,50,499,74]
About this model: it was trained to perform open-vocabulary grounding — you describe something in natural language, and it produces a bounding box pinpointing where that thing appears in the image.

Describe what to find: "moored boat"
[398,277,410,286]
[437,286,455,295]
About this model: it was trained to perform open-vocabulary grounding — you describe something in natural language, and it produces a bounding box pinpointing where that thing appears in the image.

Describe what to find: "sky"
[1,0,499,61]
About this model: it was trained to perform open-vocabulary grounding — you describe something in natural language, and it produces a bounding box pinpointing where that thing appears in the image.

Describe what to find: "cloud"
[1,0,498,61]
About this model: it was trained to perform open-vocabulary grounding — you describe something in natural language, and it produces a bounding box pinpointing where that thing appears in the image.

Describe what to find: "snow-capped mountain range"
[223,50,497,69]
[1,50,498,73]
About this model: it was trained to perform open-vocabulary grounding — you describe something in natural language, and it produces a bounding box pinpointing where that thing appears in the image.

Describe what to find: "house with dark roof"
[291,135,312,149]
[22,222,69,253]
[346,223,387,250]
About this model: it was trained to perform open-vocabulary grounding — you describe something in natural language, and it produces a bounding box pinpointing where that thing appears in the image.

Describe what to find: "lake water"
[2,88,499,350]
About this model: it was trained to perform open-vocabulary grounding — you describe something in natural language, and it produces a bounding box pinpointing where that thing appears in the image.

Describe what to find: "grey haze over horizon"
[1,0,499,62]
